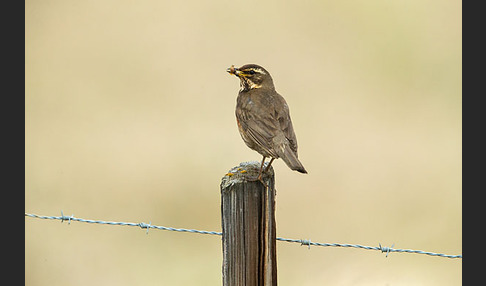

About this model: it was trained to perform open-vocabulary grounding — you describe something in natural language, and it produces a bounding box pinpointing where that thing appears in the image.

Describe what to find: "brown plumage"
[227,64,307,179]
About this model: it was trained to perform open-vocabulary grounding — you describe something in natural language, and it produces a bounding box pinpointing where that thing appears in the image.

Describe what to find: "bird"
[227,64,307,181]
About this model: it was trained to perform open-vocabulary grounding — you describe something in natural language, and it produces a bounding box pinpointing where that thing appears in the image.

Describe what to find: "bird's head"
[227,64,275,91]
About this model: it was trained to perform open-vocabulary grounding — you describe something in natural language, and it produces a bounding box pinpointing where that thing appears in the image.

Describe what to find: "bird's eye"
[247,70,256,75]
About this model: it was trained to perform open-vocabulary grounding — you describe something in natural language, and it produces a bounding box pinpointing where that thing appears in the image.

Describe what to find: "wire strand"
[25,212,462,259]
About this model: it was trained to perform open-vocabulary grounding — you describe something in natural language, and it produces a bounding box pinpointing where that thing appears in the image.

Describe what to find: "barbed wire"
[25,211,462,259]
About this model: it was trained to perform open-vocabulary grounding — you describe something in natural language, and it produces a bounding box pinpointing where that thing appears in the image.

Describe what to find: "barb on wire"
[25,212,223,236]
[25,212,462,259]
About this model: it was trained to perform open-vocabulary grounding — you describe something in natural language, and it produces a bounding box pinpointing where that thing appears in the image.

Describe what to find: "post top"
[221,161,274,189]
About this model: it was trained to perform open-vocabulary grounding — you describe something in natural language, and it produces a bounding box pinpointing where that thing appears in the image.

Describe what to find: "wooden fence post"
[221,161,277,286]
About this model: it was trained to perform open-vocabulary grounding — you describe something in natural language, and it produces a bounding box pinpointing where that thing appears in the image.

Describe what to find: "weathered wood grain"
[221,161,277,286]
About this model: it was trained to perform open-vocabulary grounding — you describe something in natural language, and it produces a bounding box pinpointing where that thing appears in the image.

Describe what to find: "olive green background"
[26,0,461,285]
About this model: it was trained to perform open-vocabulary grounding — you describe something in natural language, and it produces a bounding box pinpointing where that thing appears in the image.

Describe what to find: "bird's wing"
[236,93,280,158]
[274,93,299,154]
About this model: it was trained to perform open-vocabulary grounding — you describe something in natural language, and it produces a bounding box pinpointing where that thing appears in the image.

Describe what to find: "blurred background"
[25,0,461,285]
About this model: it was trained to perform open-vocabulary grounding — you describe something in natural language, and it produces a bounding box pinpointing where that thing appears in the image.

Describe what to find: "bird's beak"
[227,65,241,77]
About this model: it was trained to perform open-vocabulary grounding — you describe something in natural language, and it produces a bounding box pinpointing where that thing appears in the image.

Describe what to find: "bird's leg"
[256,158,275,188]
[256,156,270,188]
[263,158,275,173]
[256,156,266,181]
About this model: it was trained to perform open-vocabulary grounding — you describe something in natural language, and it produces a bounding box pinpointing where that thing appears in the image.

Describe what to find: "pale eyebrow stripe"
[244,67,266,74]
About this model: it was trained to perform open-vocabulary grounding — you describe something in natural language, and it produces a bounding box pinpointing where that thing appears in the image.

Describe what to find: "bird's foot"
[245,173,268,188]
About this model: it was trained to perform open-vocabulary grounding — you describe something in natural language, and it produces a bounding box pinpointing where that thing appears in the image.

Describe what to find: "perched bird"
[227,64,307,180]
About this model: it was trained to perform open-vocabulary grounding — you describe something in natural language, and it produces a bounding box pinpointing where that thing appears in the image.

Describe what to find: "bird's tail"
[278,145,307,174]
